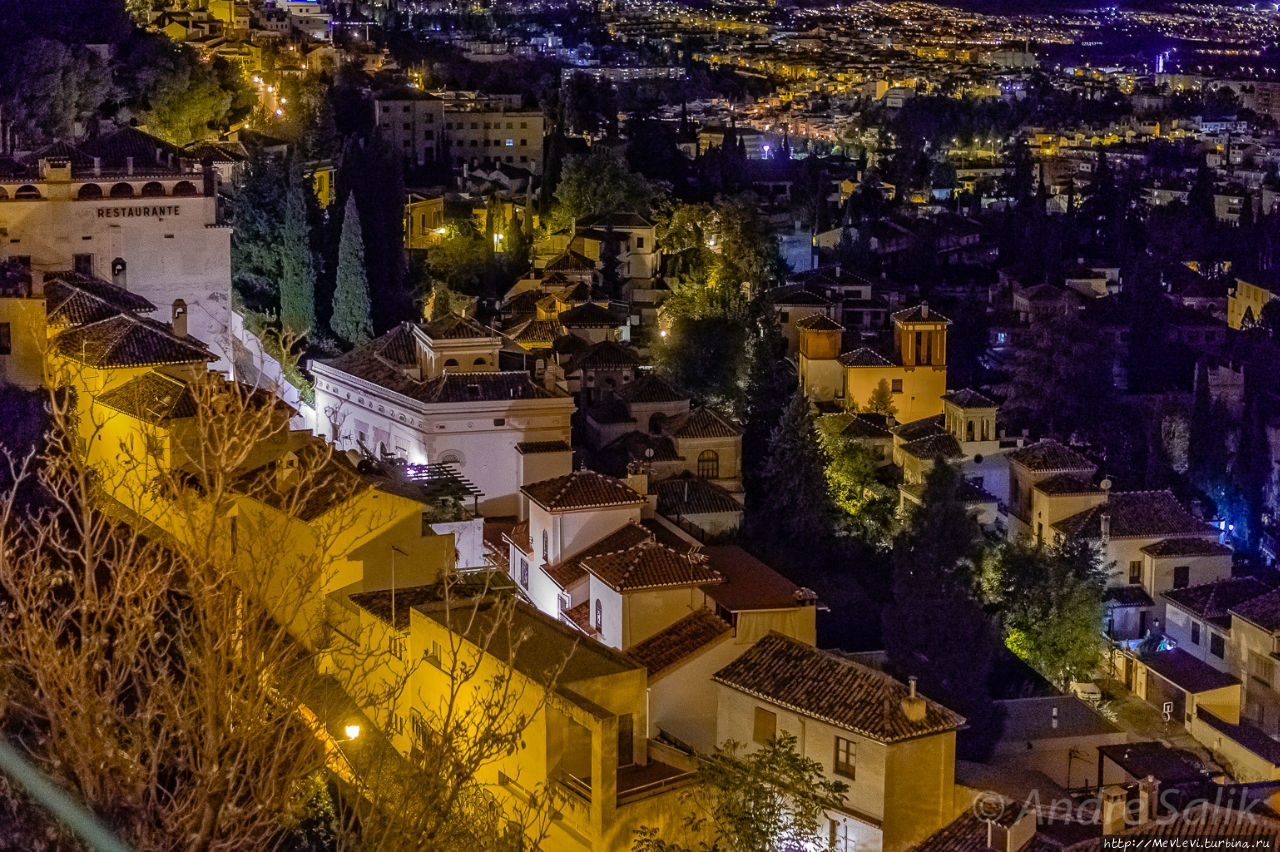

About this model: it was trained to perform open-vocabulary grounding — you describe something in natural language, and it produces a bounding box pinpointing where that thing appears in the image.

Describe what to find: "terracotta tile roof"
[582,539,723,592]
[942,388,995,409]
[1007,439,1096,473]
[52,314,213,368]
[95,371,196,424]
[515,440,571,454]
[543,522,655,589]
[673,407,739,439]
[43,273,154,326]
[627,609,731,677]
[1052,492,1215,540]
[891,414,946,441]
[502,520,532,555]
[774,285,833,306]
[893,303,951,324]
[507,318,563,345]
[713,633,964,743]
[1140,538,1233,558]
[655,475,743,517]
[1230,587,1280,633]
[564,339,639,373]
[1164,577,1270,627]
[1033,474,1101,495]
[796,313,843,331]
[421,314,493,341]
[1104,586,1156,608]
[557,301,620,327]
[585,397,634,425]
[374,323,420,367]
[901,432,964,460]
[544,249,596,272]
[841,413,892,438]
[577,211,654,229]
[562,599,594,634]
[617,373,688,404]
[603,431,681,464]
[418,371,563,403]
[522,469,644,512]
[838,347,893,367]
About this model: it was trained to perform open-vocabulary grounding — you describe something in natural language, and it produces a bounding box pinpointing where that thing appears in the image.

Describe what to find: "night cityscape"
[2,0,1280,848]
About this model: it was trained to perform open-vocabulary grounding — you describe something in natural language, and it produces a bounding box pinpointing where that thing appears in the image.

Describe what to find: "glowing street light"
[345,724,361,740]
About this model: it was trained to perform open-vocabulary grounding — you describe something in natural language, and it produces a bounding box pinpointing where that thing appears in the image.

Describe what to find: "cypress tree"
[331,194,372,346]
[278,161,316,337]
[884,461,998,754]
[741,307,792,519]
[754,390,830,546]
[1189,360,1214,483]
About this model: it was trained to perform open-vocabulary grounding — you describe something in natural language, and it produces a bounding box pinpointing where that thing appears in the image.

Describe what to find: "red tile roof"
[713,633,964,742]
[1052,491,1215,540]
[95,371,196,423]
[673,406,740,439]
[52,314,213,368]
[627,608,731,677]
[1007,439,1096,473]
[542,523,653,589]
[583,539,722,592]
[522,469,644,512]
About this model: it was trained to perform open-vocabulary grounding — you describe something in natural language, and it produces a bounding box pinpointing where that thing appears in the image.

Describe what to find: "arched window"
[14,185,40,199]
[648,413,666,434]
[140,181,165,197]
[541,530,549,560]
[444,358,459,368]
[438,450,463,466]
[109,182,134,198]
[966,420,975,442]
[594,599,602,632]
[77,183,103,200]
[472,357,487,367]
[172,180,199,197]
[0,187,8,199]
[111,257,127,287]
[697,450,719,480]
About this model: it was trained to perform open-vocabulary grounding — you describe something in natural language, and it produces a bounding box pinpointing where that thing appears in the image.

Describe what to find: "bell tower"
[893,302,949,367]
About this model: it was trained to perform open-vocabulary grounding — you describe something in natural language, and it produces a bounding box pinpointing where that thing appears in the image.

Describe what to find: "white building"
[0,129,233,370]
[309,314,575,516]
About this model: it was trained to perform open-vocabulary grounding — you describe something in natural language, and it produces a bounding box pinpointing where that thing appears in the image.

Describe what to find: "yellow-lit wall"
[844,365,947,423]
[1228,279,1275,329]
[0,296,47,389]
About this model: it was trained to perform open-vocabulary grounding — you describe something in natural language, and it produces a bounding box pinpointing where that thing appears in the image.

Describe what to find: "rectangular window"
[891,379,903,393]
[519,558,528,588]
[779,311,790,323]
[753,707,776,744]
[389,633,406,661]
[1250,651,1272,685]
[0,322,10,356]
[1191,621,1201,646]
[834,736,856,779]
[1210,633,1225,658]
[73,253,93,276]
[618,713,634,766]
[1129,560,1142,584]
[1173,565,1190,589]
[636,236,645,249]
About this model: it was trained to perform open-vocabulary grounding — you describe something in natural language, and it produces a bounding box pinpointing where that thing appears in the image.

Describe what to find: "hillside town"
[4,0,1280,849]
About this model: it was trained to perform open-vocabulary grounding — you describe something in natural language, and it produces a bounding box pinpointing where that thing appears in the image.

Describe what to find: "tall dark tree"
[338,135,410,332]
[278,160,316,337]
[752,391,830,547]
[331,194,372,346]
[884,461,997,754]
[741,307,792,520]
[1233,390,1270,552]
[1189,360,1216,484]
[598,225,622,299]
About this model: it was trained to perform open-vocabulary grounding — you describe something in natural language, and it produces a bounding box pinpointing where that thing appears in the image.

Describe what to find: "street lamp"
[345,724,361,740]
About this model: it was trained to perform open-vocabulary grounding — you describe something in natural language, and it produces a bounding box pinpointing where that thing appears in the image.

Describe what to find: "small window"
[541,530,549,560]
[1250,651,1272,686]
[519,557,529,588]
[636,237,645,249]
[1210,633,1225,658]
[73,253,94,276]
[1173,565,1190,589]
[493,418,505,426]
[779,311,790,323]
[891,379,903,393]
[834,736,856,779]
[697,450,719,480]
[0,323,10,356]
[594,598,602,632]
[753,707,776,744]
[1191,621,1201,646]
[421,511,432,537]
[1129,561,1142,585]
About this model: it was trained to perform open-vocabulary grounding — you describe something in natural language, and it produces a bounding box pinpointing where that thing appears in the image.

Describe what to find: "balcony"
[558,757,694,807]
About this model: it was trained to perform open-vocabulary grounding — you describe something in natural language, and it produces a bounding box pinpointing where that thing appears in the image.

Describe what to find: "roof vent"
[901,676,927,722]
[920,301,929,318]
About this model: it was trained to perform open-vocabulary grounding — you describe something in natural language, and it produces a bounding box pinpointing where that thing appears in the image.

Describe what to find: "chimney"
[1100,511,1111,543]
[93,156,101,177]
[901,676,927,723]
[171,299,188,338]
[1100,786,1128,835]
[921,301,929,318]
[986,807,1037,852]
[126,156,134,176]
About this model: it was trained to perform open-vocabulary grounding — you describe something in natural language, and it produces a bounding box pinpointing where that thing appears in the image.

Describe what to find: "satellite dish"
[1101,477,1113,491]
[644,447,655,459]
